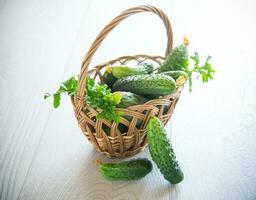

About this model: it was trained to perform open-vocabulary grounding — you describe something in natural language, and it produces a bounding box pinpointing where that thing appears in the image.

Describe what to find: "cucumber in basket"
[111,63,153,79]
[102,66,118,88]
[158,41,189,72]
[116,92,148,108]
[112,74,176,97]
[147,116,184,184]
[159,70,188,80]
[99,158,152,180]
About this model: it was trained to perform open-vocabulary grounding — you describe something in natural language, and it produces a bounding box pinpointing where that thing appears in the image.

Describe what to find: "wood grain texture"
[1,0,256,200]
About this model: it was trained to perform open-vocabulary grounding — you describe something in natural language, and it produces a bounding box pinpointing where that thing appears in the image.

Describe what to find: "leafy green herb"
[44,76,78,108]
[44,76,123,123]
[86,78,123,123]
[184,52,215,91]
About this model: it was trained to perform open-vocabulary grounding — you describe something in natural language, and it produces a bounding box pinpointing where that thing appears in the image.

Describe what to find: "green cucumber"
[111,63,153,79]
[160,70,188,80]
[102,66,118,88]
[102,123,111,136]
[159,44,189,72]
[112,74,176,97]
[100,158,152,180]
[147,116,184,184]
[102,114,144,136]
[102,123,128,135]
[117,92,148,108]
[120,116,144,132]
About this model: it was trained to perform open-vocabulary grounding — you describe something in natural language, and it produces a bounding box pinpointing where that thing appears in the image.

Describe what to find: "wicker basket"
[72,5,182,158]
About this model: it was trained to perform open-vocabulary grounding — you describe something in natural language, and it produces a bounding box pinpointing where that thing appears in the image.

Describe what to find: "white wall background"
[0,0,256,200]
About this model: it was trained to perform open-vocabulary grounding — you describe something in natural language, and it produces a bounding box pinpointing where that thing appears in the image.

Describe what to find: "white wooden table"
[1,0,256,199]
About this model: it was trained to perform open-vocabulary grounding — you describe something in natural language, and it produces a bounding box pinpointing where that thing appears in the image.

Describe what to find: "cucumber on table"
[111,63,153,79]
[146,116,184,184]
[100,158,152,180]
[112,74,176,97]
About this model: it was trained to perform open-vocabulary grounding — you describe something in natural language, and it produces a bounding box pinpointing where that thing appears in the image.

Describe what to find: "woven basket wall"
[72,5,182,158]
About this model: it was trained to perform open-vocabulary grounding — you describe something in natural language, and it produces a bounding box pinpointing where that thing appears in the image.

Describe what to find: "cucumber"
[100,158,152,180]
[121,116,143,131]
[102,123,128,136]
[102,66,118,88]
[117,92,148,108]
[111,63,153,79]
[112,74,176,97]
[146,116,184,184]
[159,44,189,72]
[102,123,111,135]
[160,70,188,80]
[103,114,144,136]
[145,94,161,99]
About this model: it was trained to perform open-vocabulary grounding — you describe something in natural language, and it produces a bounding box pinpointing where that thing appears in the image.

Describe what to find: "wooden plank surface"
[0,0,256,200]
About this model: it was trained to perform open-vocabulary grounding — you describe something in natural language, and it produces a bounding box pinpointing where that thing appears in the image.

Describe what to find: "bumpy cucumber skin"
[103,70,118,89]
[159,45,188,72]
[112,64,153,79]
[100,158,152,180]
[147,117,184,184]
[117,92,148,108]
[160,70,188,80]
[112,74,176,97]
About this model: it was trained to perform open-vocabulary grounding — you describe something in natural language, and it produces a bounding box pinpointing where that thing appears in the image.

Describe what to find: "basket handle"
[76,5,173,104]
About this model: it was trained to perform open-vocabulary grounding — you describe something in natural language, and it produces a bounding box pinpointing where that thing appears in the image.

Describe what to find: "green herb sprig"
[44,76,78,108]
[184,52,215,91]
[44,76,123,123]
[86,78,123,123]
